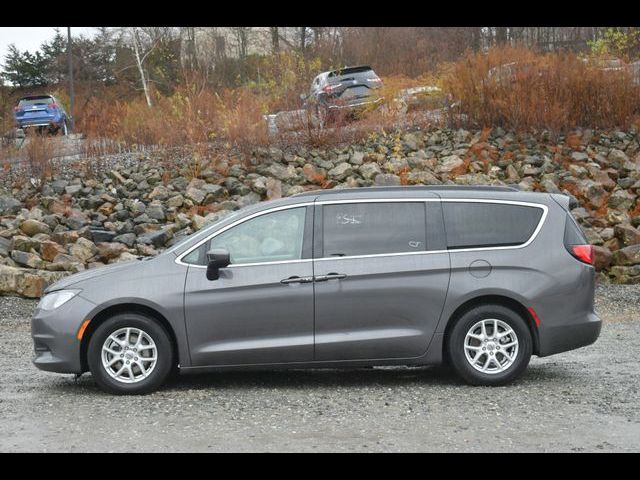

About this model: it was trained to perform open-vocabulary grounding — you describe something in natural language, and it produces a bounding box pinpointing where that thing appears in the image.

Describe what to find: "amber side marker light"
[77,320,91,340]
[527,307,541,327]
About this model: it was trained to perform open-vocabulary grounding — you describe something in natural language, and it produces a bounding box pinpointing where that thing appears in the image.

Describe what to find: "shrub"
[442,46,640,132]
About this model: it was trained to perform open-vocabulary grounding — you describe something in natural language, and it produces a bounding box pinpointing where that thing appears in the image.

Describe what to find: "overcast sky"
[0,27,98,64]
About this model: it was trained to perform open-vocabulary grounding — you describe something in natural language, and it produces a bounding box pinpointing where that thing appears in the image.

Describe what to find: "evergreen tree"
[1,44,48,87]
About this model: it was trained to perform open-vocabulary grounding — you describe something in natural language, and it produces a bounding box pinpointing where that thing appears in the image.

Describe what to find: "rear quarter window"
[443,202,543,249]
[564,212,587,246]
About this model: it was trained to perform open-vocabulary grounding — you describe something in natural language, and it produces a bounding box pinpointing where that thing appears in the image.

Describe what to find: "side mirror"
[206,248,230,281]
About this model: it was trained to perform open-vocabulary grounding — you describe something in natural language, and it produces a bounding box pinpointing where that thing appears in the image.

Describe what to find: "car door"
[183,204,315,366]
[313,197,451,361]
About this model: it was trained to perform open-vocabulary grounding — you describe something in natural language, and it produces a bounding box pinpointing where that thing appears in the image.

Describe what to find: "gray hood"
[44,259,144,294]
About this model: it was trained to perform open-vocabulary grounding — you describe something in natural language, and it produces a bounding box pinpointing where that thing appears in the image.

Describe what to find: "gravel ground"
[0,284,638,452]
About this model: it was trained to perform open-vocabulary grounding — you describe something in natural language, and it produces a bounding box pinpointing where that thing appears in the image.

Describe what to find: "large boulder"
[266,178,282,200]
[0,237,10,257]
[607,149,629,168]
[185,178,208,204]
[40,241,65,262]
[436,155,464,173]
[407,170,441,185]
[614,224,640,247]
[609,265,640,284]
[96,242,129,261]
[0,265,69,298]
[578,180,607,209]
[593,245,613,271]
[19,219,51,237]
[374,174,401,186]
[11,250,44,269]
[11,235,41,253]
[138,227,173,248]
[612,244,640,266]
[0,195,22,215]
[302,164,326,185]
[608,189,636,210]
[360,162,382,180]
[69,237,98,262]
[328,162,353,181]
[113,233,137,247]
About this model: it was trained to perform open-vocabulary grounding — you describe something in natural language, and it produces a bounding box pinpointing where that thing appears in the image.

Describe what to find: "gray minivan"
[31,186,601,394]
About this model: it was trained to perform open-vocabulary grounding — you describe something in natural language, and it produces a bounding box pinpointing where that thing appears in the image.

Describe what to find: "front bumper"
[537,311,602,357]
[31,293,96,374]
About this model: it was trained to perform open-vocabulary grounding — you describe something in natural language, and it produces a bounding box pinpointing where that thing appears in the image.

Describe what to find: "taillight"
[49,103,59,109]
[322,83,342,94]
[570,244,594,265]
[14,106,22,112]
[368,78,383,87]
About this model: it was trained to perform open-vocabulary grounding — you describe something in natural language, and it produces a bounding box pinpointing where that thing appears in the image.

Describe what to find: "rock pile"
[1,126,640,297]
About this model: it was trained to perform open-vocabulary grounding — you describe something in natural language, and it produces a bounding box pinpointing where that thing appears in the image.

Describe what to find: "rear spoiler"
[550,193,571,211]
[328,65,373,77]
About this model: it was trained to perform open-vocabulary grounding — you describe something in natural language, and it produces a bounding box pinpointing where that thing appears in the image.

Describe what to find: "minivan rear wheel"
[87,313,174,395]
[447,304,532,386]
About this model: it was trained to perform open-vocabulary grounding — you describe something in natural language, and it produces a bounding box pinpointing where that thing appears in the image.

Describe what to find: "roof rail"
[292,185,521,198]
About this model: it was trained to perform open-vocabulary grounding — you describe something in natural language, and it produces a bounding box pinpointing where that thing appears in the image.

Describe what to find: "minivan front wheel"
[448,304,532,386]
[87,313,174,395]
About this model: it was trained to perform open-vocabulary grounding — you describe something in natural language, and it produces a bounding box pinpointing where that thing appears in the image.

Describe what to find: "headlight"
[37,290,81,311]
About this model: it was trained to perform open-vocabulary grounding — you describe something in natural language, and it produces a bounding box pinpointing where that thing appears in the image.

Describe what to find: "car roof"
[293,185,520,198]
[291,185,558,205]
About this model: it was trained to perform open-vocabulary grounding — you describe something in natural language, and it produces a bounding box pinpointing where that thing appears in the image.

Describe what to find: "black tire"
[87,313,174,395]
[447,304,532,386]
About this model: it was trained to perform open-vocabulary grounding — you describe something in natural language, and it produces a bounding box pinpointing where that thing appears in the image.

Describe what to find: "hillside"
[1,125,639,297]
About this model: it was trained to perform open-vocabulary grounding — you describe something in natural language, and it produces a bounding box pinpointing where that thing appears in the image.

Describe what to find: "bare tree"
[270,27,280,53]
[299,27,307,53]
[232,27,251,59]
[131,28,153,107]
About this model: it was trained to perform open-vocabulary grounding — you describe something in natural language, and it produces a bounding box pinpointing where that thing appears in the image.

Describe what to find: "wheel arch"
[80,303,179,372]
[442,294,540,360]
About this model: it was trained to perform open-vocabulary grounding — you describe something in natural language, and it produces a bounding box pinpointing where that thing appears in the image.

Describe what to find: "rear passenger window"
[322,202,426,257]
[443,202,543,249]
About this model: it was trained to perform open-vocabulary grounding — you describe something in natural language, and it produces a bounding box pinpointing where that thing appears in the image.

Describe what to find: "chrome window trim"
[175,197,548,268]
[175,203,313,268]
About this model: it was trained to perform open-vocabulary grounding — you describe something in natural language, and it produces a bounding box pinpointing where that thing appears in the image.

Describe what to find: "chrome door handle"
[315,273,347,282]
[281,276,313,284]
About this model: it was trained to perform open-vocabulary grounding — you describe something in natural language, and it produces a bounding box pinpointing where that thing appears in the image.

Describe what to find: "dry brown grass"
[443,46,640,131]
[5,46,636,169]
[21,134,61,181]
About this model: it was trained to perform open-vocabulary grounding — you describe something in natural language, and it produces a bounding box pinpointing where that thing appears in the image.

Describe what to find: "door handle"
[281,276,314,284]
[315,273,347,282]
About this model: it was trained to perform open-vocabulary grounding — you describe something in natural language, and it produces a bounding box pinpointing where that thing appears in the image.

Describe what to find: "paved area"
[0,284,638,452]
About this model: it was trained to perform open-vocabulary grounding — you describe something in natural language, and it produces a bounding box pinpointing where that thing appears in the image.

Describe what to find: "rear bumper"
[16,116,62,128]
[326,97,383,110]
[537,311,602,357]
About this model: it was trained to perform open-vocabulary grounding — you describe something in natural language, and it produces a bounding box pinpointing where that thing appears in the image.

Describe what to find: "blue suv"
[14,95,70,135]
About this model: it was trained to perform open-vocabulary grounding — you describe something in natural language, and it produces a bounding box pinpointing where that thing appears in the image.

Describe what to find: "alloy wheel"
[463,318,519,374]
[101,327,158,384]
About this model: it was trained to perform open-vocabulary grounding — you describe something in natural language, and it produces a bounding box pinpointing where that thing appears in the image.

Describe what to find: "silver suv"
[32,186,601,394]
[304,65,383,126]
